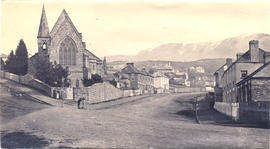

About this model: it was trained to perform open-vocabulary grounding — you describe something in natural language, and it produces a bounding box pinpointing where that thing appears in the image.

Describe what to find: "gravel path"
[1,83,269,148]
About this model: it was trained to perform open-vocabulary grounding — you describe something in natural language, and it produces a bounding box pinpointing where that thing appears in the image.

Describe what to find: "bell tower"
[37,4,50,57]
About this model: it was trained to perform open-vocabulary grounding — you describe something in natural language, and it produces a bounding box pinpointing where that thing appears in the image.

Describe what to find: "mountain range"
[107,33,270,62]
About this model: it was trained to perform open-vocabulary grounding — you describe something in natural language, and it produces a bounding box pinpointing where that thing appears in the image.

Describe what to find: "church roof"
[37,5,50,38]
[50,9,81,38]
[84,49,102,62]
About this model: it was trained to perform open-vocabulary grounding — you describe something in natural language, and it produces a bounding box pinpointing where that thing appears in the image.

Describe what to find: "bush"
[109,79,117,87]
[83,74,103,87]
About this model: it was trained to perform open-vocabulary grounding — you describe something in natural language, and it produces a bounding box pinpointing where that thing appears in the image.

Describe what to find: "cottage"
[236,62,270,102]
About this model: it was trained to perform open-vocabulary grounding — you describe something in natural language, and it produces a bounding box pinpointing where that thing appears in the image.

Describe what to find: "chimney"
[265,52,270,63]
[236,53,244,60]
[226,58,232,67]
[127,62,134,67]
[142,67,146,71]
[249,40,259,62]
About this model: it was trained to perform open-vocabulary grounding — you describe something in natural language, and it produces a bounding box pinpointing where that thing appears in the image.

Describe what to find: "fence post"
[194,96,200,124]
[268,107,270,128]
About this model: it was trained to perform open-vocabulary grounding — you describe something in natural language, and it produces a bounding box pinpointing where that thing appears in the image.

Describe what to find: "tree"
[0,58,5,70]
[4,39,28,75]
[14,39,28,75]
[33,55,69,87]
[5,50,16,73]
[83,74,103,87]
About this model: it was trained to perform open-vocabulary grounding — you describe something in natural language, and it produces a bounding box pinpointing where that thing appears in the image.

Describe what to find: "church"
[29,5,104,87]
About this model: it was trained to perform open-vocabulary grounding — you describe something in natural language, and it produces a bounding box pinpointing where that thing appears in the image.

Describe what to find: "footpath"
[0,78,68,107]
[0,78,152,110]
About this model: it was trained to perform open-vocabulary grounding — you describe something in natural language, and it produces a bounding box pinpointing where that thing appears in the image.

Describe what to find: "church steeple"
[37,4,50,56]
[37,4,50,38]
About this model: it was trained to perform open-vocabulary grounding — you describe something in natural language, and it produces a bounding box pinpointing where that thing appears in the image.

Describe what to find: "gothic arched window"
[59,37,77,65]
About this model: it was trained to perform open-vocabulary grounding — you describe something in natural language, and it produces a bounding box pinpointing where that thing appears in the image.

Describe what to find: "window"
[42,42,47,50]
[59,37,77,65]
[241,70,248,78]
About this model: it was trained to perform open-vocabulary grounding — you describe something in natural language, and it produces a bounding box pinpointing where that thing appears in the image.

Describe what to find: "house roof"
[121,64,141,74]
[214,63,226,75]
[236,62,270,86]
[222,48,266,77]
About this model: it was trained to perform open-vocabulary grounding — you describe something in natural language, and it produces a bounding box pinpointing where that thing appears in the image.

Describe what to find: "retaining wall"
[170,87,205,93]
[239,102,270,127]
[214,102,239,120]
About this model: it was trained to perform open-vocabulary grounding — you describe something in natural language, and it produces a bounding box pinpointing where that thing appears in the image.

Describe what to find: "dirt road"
[1,85,269,148]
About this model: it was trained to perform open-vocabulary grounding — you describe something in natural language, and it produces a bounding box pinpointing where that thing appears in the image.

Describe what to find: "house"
[214,40,270,125]
[236,62,270,102]
[214,40,270,103]
[153,74,169,93]
[120,63,141,89]
[119,63,154,93]
[189,66,205,73]
[153,62,174,74]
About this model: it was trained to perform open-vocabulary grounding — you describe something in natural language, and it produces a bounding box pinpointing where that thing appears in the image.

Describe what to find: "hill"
[107,33,270,62]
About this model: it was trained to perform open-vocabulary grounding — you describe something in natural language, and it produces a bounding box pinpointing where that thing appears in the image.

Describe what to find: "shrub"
[83,74,103,87]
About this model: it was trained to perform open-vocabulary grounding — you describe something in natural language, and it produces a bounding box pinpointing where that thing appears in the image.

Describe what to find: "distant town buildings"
[152,62,174,74]
[189,66,205,73]
[114,63,169,93]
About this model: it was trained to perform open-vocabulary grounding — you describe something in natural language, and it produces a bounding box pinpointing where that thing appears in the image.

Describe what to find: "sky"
[1,0,270,57]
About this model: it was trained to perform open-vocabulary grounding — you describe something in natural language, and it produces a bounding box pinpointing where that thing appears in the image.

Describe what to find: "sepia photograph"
[0,0,270,148]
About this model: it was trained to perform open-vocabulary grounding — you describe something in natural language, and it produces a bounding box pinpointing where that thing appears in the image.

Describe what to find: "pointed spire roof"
[50,9,81,38]
[37,4,50,38]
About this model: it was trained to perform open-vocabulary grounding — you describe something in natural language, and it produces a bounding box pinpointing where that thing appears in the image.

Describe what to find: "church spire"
[37,4,50,38]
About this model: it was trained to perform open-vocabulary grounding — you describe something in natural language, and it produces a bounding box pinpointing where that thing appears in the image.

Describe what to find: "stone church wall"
[49,19,84,68]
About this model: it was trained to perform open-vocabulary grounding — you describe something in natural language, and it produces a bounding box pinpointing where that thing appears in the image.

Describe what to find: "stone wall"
[73,87,88,101]
[252,79,270,102]
[51,87,73,100]
[123,89,142,97]
[28,79,52,96]
[73,83,143,103]
[170,87,205,93]
[1,71,52,97]
[20,74,34,85]
[87,82,123,103]
[5,72,20,82]
[214,102,239,120]
[239,102,270,127]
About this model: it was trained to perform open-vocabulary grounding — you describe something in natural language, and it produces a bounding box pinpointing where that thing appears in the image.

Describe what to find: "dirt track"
[1,84,270,148]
